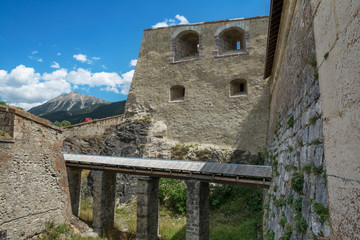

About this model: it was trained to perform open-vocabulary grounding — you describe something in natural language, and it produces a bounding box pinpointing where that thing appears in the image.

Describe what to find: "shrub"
[295,214,308,234]
[159,178,187,215]
[279,215,287,228]
[0,100,6,106]
[279,225,292,240]
[291,173,304,194]
[287,115,294,128]
[171,144,190,160]
[313,203,329,224]
[264,229,275,240]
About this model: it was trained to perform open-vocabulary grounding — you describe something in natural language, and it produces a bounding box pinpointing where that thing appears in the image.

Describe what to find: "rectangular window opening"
[236,41,241,50]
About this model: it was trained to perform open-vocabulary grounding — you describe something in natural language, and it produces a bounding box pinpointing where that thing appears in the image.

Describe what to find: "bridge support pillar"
[136,176,159,240]
[92,170,116,236]
[66,167,82,217]
[186,180,209,240]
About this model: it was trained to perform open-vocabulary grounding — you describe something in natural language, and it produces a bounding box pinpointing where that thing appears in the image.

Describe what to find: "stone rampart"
[0,106,71,240]
[63,114,124,139]
[263,1,329,239]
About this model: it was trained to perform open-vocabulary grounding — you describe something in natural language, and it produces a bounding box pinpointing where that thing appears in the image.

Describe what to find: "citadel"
[0,0,359,240]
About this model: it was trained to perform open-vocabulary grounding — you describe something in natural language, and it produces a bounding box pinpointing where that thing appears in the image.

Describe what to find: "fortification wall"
[0,106,71,240]
[263,1,329,239]
[313,0,360,238]
[126,17,270,153]
[63,115,124,139]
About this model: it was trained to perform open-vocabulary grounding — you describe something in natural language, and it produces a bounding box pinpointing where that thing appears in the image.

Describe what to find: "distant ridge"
[28,91,110,116]
[28,91,126,124]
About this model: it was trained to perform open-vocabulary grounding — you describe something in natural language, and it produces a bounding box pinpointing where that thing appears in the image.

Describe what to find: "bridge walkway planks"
[63,153,272,188]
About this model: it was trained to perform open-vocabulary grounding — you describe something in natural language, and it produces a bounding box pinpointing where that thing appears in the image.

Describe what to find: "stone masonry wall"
[63,114,124,139]
[263,1,329,239]
[126,17,270,153]
[0,106,71,240]
[312,0,360,238]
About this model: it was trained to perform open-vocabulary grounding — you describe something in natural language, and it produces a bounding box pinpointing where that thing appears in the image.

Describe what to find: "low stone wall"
[0,106,71,240]
[63,115,124,138]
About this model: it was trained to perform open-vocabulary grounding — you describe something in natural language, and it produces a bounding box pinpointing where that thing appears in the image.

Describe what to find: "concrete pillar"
[186,180,209,240]
[66,167,82,217]
[136,176,159,240]
[92,170,116,236]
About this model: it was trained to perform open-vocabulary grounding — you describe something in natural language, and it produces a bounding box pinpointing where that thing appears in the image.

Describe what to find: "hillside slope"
[28,91,110,116]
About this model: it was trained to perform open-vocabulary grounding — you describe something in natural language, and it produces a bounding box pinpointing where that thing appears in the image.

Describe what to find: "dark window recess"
[230,79,247,96]
[170,85,185,101]
[174,31,200,61]
[0,230,7,240]
[218,27,246,54]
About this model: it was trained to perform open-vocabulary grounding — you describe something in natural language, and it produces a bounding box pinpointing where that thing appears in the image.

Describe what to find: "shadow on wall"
[234,85,269,154]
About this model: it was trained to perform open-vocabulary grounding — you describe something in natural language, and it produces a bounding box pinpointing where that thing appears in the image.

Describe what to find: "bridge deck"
[64,153,272,188]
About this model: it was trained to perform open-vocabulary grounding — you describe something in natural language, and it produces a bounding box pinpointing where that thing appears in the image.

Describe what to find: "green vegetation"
[0,130,10,137]
[313,203,329,224]
[77,182,264,240]
[295,214,308,233]
[303,163,324,175]
[274,196,287,208]
[307,53,319,80]
[250,152,265,165]
[34,221,106,240]
[291,173,304,194]
[0,100,6,106]
[309,115,320,125]
[54,120,72,127]
[310,139,321,145]
[159,178,187,215]
[279,215,287,228]
[264,229,275,240]
[287,115,294,128]
[279,225,292,240]
[171,144,190,160]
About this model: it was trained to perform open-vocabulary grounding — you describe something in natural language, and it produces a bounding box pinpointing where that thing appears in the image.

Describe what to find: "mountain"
[40,101,126,124]
[28,91,110,116]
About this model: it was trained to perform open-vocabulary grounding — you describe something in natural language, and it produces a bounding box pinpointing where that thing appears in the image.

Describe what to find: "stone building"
[125,16,270,154]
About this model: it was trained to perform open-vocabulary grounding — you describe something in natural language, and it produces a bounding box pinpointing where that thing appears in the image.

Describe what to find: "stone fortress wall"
[0,106,72,240]
[263,1,329,239]
[125,16,270,153]
[63,114,124,139]
[264,0,360,239]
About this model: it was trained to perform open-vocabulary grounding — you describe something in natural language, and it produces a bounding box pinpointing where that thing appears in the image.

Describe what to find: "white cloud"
[152,14,189,28]
[175,14,189,24]
[0,65,71,109]
[130,59,138,67]
[32,50,38,54]
[50,61,60,69]
[0,64,134,110]
[57,52,61,56]
[92,57,100,60]
[73,54,88,63]
[37,58,43,62]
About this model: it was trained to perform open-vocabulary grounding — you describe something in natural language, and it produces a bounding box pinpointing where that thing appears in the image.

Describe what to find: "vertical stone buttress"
[66,167,82,217]
[136,176,159,240]
[186,180,209,240]
[92,170,116,236]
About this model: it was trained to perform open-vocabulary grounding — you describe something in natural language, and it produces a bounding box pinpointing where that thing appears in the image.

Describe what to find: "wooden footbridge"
[64,153,272,188]
[64,153,272,239]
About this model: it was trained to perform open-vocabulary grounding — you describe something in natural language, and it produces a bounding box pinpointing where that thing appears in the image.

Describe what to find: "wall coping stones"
[64,114,124,129]
[0,106,62,133]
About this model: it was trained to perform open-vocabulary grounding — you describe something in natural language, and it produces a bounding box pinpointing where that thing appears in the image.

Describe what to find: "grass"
[291,173,304,194]
[77,183,264,240]
[34,221,106,240]
[313,203,329,224]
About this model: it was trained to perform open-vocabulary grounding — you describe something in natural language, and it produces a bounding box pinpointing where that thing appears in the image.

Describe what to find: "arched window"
[174,31,200,61]
[230,79,247,97]
[217,27,246,55]
[170,85,185,101]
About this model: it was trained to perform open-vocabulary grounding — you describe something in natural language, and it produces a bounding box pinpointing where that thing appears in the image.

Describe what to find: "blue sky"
[0,0,270,110]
